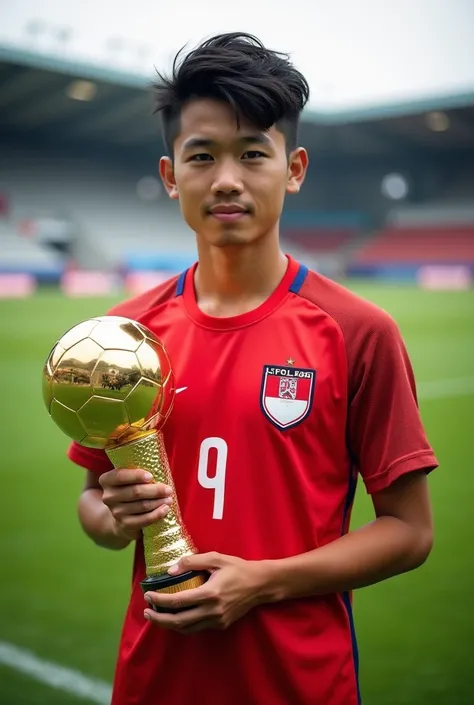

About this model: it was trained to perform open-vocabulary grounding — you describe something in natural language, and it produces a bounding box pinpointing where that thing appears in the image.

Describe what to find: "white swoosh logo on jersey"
[176,387,188,394]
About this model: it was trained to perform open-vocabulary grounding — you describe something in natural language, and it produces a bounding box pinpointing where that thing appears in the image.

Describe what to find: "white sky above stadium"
[1,0,474,116]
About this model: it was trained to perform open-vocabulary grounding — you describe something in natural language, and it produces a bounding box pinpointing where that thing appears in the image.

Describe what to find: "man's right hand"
[99,469,173,542]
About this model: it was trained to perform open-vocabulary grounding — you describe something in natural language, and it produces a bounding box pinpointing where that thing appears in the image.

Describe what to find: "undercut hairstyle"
[152,32,310,156]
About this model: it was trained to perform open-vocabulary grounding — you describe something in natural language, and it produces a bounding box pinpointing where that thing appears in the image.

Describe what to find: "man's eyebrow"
[239,133,272,146]
[182,133,272,151]
[182,138,216,151]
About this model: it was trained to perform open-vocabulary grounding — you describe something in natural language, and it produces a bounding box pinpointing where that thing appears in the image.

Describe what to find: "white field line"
[0,379,472,701]
[0,641,112,704]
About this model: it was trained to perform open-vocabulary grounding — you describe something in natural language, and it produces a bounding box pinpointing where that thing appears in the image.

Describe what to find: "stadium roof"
[1,49,474,164]
[3,0,474,117]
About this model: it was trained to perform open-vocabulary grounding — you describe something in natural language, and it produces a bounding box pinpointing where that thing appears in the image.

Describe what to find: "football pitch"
[0,283,472,705]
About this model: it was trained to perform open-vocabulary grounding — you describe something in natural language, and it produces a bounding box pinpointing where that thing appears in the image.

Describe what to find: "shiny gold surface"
[106,431,197,575]
[43,315,199,582]
[155,575,207,595]
[42,316,175,449]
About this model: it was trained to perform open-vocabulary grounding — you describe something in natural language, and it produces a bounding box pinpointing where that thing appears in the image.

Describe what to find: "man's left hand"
[143,552,270,634]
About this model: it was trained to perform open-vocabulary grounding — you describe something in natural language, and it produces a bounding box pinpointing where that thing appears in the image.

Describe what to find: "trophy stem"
[105,430,207,611]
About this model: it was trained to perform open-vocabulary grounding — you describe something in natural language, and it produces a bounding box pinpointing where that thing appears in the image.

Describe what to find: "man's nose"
[211,161,244,195]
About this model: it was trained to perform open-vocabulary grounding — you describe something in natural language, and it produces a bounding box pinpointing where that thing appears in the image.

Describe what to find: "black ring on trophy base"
[141,570,209,613]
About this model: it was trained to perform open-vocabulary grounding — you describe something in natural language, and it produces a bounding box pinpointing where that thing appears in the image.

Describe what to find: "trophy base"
[141,570,208,613]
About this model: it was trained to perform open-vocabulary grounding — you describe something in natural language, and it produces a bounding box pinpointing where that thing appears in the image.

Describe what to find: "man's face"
[159,99,308,247]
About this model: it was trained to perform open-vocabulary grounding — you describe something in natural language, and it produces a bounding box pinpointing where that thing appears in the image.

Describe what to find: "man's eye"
[189,154,213,162]
[242,151,266,160]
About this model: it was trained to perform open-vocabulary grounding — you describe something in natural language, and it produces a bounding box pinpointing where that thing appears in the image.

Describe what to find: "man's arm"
[78,471,133,550]
[261,470,433,602]
[142,469,434,631]
[77,468,174,551]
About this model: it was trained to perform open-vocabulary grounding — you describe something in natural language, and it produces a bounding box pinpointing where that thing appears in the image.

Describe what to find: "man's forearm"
[260,516,433,602]
[78,488,132,551]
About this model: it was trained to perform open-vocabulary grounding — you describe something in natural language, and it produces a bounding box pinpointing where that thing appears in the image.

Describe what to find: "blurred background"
[0,1,473,704]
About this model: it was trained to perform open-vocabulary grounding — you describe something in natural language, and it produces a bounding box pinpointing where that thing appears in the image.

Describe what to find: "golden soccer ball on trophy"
[42,315,175,447]
[42,315,207,611]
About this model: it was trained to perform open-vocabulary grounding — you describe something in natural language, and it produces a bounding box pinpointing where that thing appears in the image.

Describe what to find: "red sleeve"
[347,311,438,494]
[68,441,113,475]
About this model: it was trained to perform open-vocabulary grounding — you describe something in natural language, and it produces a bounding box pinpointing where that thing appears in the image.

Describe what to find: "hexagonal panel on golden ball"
[136,341,163,384]
[58,319,101,352]
[50,338,103,410]
[77,395,130,444]
[89,318,144,352]
[45,343,66,378]
[50,398,87,443]
[91,349,141,397]
[124,377,161,427]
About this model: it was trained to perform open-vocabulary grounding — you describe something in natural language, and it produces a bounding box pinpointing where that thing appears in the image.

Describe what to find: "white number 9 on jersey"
[197,437,228,520]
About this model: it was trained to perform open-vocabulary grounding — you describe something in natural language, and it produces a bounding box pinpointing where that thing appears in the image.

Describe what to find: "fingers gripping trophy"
[42,315,206,612]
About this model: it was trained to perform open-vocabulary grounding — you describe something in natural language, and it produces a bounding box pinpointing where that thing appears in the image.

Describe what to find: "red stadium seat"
[283,228,354,253]
[355,226,474,263]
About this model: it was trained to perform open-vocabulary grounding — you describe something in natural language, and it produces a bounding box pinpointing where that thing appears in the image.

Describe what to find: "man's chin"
[212,235,250,247]
[200,224,256,248]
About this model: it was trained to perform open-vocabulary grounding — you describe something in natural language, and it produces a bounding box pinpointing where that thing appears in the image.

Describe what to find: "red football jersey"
[68,255,437,705]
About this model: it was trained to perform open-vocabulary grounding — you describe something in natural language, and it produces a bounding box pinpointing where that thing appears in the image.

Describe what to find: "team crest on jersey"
[260,365,316,430]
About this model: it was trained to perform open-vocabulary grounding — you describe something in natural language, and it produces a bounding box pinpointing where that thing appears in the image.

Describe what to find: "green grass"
[0,285,473,705]
[0,667,94,705]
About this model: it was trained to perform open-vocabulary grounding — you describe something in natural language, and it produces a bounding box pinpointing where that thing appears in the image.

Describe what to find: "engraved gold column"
[106,430,206,597]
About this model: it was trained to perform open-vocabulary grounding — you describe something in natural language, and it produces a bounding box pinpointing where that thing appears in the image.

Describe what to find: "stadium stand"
[354,226,474,265]
[277,211,368,277]
[351,202,474,277]
[281,229,353,253]
[0,223,64,282]
[0,146,196,274]
[281,211,366,242]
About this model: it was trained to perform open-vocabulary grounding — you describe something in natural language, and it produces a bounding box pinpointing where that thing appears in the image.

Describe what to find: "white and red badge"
[260,365,316,430]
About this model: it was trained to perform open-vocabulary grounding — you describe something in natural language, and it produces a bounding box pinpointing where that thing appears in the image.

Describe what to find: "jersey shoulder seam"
[107,274,181,319]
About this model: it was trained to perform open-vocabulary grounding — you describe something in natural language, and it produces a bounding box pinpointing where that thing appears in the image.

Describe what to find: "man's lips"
[210,204,248,214]
[208,204,250,221]
[211,212,248,222]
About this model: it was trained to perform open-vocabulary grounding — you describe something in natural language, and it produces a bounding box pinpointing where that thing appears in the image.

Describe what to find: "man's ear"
[159,157,179,199]
[286,147,309,195]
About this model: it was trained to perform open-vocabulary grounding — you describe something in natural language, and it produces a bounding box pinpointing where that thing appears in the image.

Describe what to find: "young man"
[69,32,437,705]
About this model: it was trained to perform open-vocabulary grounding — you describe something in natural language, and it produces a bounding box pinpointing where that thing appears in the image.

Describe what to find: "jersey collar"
[178,255,307,331]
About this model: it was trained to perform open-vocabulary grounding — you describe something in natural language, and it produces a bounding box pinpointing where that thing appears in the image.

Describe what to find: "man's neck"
[193,237,288,317]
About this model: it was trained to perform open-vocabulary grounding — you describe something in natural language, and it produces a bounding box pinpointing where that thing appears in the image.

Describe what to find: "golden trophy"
[42,315,207,612]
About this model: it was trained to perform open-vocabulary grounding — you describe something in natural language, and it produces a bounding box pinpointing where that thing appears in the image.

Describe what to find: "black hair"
[152,32,310,155]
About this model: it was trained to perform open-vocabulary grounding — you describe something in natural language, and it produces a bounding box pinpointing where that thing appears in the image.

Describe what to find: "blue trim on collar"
[288,263,308,294]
